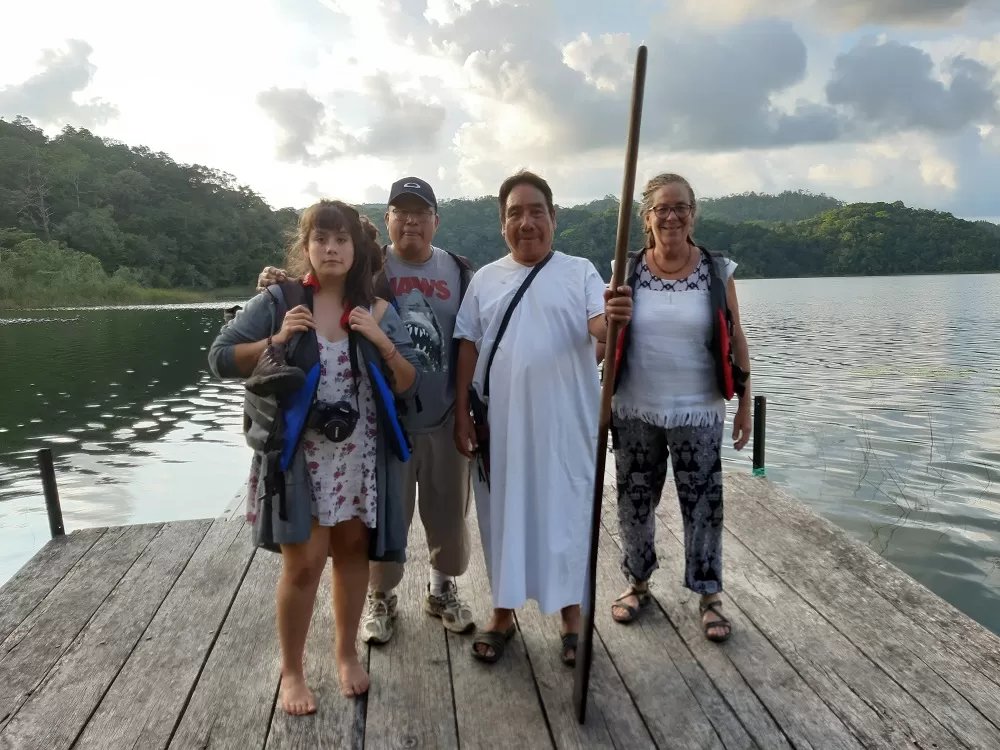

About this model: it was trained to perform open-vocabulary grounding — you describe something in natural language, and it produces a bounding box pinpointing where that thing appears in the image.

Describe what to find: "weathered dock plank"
[167,549,281,749]
[662,504,964,750]
[0,520,211,750]
[0,527,104,644]
[0,523,162,734]
[598,495,783,750]
[265,563,365,750]
[729,474,1000,680]
[74,517,254,750]
[363,520,459,750]
[448,518,553,748]
[723,476,1000,748]
[0,469,995,749]
[592,517,728,750]
[515,596,657,750]
[633,509,866,749]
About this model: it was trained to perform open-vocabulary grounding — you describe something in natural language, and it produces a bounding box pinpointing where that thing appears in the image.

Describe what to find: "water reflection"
[724,273,1000,633]
[1,278,999,635]
[0,304,250,584]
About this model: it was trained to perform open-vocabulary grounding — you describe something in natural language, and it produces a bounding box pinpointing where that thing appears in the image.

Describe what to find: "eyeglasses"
[648,203,693,219]
[390,207,435,220]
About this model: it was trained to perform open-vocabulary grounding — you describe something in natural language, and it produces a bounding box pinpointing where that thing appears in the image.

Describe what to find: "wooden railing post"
[37,448,65,537]
[752,395,766,477]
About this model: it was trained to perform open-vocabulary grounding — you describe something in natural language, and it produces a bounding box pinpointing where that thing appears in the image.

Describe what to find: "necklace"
[648,244,692,277]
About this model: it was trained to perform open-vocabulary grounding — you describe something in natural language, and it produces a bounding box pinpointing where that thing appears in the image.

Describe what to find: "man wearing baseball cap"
[362,177,477,643]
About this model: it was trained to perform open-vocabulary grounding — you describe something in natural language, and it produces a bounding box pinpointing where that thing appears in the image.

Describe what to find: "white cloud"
[1,0,998,219]
[672,0,999,30]
[562,32,633,92]
[0,39,117,127]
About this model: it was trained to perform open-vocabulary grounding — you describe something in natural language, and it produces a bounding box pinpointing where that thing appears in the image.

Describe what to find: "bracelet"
[383,346,398,362]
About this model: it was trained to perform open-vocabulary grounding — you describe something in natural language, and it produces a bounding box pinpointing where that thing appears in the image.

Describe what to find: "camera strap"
[483,251,554,398]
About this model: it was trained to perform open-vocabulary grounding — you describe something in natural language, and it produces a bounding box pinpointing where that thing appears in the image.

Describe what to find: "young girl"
[209,200,419,713]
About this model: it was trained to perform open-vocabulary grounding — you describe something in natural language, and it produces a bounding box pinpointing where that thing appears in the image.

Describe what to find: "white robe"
[454,252,606,613]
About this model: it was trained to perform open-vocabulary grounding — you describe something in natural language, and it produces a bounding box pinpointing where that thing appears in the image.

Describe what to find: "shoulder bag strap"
[483,251,554,397]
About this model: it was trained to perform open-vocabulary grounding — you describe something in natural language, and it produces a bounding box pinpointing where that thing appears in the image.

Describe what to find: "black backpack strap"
[623,250,643,289]
[483,251,554,398]
[445,249,475,301]
[373,269,394,306]
[275,281,312,361]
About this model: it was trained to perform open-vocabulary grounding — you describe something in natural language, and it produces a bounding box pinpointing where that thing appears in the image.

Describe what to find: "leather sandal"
[471,624,516,664]
[611,586,650,624]
[560,632,579,667]
[699,599,732,642]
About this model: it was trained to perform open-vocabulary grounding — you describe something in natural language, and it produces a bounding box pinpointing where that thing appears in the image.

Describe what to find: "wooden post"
[574,44,647,724]
[37,448,65,537]
[752,395,766,477]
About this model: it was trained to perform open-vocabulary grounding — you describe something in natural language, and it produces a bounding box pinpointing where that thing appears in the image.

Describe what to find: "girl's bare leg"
[329,519,371,697]
[277,522,330,715]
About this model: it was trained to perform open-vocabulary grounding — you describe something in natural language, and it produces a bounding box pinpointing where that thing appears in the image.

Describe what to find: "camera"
[308,400,360,443]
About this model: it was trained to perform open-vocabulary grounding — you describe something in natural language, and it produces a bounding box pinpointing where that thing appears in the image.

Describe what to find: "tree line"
[2,116,998,307]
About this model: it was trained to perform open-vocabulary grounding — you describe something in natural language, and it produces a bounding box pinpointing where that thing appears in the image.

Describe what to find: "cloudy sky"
[2,0,999,219]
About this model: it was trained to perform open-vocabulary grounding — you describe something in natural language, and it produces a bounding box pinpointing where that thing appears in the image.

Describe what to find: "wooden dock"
[2,472,999,749]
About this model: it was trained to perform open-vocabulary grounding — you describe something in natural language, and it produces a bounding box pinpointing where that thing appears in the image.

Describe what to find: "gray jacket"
[208,287,421,558]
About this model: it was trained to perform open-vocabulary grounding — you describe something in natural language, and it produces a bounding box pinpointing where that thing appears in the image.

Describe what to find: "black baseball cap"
[388,177,437,211]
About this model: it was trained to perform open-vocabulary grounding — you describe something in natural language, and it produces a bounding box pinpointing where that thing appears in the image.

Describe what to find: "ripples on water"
[726,273,1000,633]
[1,279,999,634]
[0,303,250,585]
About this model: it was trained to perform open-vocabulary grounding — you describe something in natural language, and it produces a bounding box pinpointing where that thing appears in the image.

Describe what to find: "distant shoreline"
[4,269,1000,311]
[0,286,254,311]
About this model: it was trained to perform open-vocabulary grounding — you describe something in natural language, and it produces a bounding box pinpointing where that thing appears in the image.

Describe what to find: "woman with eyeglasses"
[608,173,752,642]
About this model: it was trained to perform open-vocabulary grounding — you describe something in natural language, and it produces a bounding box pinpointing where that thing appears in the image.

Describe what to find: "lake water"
[1,274,999,634]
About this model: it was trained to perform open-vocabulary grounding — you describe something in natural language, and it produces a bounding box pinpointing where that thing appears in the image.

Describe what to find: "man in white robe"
[453,170,632,665]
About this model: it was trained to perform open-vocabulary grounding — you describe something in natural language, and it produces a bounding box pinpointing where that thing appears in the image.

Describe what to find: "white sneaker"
[361,590,398,644]
[424,581,475,634]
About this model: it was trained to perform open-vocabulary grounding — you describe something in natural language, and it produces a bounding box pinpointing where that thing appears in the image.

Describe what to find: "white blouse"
[612,254,736,428]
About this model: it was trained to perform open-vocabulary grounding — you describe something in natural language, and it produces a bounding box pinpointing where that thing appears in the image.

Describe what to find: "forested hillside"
[699,190,843,223]
[0,117,295,305]
[2,116,998,308]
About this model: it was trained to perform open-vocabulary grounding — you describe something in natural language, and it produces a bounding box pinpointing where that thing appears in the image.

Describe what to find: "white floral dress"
[305,334,378,527]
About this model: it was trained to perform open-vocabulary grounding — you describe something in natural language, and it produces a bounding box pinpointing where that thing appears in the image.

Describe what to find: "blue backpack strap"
[272,281,320,472]
[355,333,412,462]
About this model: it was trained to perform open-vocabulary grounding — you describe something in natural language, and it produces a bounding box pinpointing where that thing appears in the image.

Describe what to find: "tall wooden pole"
[573,44,647,724]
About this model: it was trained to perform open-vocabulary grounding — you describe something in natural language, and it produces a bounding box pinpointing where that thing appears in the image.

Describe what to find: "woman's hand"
[604,285,633,324]
[348,307,392,353]
[272,305,315,345]
[257,266,292,292]
[733,398,752,451]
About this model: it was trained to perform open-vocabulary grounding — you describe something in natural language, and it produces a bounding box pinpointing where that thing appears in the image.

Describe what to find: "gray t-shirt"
[383,245,463,432]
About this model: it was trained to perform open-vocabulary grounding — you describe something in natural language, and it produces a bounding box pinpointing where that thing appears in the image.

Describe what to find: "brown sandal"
[471,624,516,664]
[699,599,732,642]
[611,586,650,624]
[560,632,578,666]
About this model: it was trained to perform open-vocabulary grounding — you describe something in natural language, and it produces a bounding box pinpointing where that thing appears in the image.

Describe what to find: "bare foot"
[337,653,370,697]
[280,672,316,716]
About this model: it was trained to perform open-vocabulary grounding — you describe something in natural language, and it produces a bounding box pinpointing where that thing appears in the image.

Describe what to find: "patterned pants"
[612,415,724,595]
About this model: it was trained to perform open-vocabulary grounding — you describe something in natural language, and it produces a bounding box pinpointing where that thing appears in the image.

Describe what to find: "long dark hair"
[285,200,376,309]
